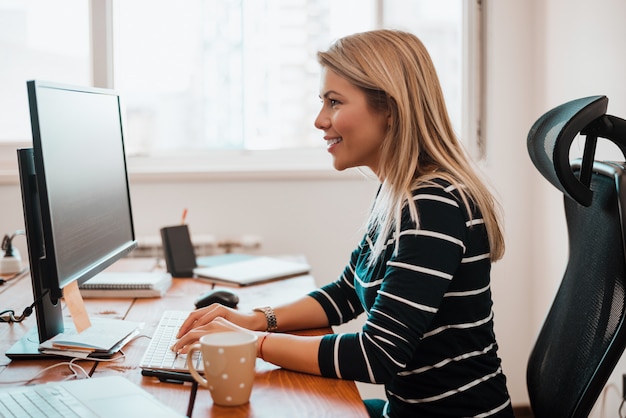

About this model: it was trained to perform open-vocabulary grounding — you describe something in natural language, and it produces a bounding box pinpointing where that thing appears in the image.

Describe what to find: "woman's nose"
[314,109,329,130]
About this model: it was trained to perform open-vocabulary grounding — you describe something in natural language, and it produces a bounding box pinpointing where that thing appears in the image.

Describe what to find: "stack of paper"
[39,317,142,358]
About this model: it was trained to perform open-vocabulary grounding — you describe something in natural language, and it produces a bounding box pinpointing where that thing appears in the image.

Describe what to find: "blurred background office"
[1,0,625,414]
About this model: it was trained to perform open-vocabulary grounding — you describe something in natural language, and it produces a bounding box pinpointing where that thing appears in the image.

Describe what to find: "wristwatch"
[253,306,278,332]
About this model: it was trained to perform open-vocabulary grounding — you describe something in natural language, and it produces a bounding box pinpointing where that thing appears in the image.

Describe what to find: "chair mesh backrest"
[527,96,626,418]
[527,165,626,417]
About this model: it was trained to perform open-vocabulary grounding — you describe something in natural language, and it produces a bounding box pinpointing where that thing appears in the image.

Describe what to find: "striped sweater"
[309,180,513,417]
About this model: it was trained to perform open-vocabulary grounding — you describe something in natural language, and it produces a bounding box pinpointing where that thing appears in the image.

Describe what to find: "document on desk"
[39,317,143,357]
[193,254,311,286]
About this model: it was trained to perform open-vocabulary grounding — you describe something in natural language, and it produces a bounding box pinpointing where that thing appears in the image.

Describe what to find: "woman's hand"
[171,303,263,354]
[177,303,262,337]
[172,315,256,354]
[169,298,326,375]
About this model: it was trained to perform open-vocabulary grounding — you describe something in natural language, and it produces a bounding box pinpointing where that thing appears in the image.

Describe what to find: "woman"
[173,29,513,417]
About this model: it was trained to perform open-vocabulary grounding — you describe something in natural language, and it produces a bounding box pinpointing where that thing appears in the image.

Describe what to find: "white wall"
[479,0,538,408]
[1,0,626,412]
[127,175,379,285]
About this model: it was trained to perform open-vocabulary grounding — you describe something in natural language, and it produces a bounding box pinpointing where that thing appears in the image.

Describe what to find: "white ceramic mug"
[186,331,258,406]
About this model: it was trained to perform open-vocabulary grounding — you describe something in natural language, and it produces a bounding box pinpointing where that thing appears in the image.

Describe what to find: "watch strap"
[254,306,278,332]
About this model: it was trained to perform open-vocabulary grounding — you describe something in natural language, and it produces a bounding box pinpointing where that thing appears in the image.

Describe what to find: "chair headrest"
[528,96,626,206]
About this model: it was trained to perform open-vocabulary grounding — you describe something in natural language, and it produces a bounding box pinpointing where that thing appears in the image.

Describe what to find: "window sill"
[125,148,370,182]
[0,143,372,184]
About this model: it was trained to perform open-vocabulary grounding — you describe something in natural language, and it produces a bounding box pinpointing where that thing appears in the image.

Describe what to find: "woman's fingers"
[172,328,210,354]
[172,317,251,354]
[176,304,229,338]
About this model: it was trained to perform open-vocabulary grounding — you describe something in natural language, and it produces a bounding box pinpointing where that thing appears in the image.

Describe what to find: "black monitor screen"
[10,80,137,354]
[30,82,135,290]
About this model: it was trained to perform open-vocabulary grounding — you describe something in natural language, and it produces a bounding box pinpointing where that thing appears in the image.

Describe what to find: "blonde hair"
[317,29,505,262]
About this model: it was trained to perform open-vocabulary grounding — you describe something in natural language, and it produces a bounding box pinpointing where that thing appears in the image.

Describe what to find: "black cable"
[1,230,26,282]
[1,230,25,257]
[0,266,29,286]
[0,289,49,323]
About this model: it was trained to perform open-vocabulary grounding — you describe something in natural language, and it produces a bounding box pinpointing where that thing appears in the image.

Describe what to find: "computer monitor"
[7,80,137,358]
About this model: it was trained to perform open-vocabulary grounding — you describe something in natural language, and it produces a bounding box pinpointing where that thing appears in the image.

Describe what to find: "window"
[114,0,465,156]
[0,0,89,142]
[0,0,479,175]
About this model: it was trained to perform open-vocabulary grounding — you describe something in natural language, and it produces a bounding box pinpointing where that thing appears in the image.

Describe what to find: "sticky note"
[63,280,92,333]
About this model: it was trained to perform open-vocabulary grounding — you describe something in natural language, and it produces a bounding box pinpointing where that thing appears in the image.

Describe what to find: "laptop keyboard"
[140,310,203,372]
[0,383,97,418]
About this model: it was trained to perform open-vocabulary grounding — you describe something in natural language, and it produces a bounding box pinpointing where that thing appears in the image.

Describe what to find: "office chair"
[526,95,626,418]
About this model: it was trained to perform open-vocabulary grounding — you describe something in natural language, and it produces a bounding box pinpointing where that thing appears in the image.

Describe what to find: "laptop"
[0,375,185,417]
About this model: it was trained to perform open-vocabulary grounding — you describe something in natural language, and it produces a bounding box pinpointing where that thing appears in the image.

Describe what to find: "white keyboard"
[139,310,203,373]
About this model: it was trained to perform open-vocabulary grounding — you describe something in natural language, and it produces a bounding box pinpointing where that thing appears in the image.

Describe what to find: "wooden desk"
[0,258,368,417]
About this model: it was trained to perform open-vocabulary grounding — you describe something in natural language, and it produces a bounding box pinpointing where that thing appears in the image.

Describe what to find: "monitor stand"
[5,327,56,359]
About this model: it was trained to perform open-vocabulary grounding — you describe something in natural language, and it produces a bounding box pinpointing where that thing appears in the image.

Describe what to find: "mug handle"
[186,343,209,388]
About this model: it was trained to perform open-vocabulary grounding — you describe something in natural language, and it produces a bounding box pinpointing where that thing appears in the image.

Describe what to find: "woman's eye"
[330,99,339,106]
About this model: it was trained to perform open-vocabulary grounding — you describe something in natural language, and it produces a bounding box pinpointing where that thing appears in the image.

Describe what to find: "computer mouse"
[194,289,239,309]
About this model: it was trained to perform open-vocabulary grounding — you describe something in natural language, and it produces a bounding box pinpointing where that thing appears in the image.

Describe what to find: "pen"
[181,208,188,225]
[141,369,195,384]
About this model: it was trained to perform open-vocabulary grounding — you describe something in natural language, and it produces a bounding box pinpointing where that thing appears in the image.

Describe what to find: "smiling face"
[314,68,389,176]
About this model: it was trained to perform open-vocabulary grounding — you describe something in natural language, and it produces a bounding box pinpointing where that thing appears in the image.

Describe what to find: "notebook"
[79,271,172,298]
[0,375,185,417]
[193,254,310,286]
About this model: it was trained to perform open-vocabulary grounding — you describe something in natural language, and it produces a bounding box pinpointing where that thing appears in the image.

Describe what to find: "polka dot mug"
[187,331,258,406]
